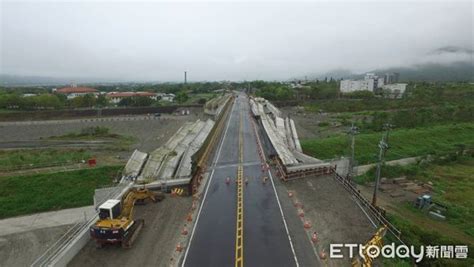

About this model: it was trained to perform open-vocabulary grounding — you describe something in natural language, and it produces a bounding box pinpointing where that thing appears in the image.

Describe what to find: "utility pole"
[347,123,359,181]
[371,124,392,206]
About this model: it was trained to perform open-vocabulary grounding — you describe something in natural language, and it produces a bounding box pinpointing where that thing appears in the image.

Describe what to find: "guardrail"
[31,217,94,267]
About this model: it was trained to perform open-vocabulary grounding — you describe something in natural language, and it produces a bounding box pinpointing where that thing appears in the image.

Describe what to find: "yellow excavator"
[352,226,387,267]
[90,187,164,248]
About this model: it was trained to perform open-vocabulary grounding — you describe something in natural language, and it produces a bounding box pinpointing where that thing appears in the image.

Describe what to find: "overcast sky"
[1,0,472,81]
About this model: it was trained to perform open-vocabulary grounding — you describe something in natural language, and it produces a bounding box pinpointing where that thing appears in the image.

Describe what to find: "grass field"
[301,123,474,164]
[362,157,474,265]
[183,93,217,105]
[0,149,91,172]
[0,166,121,218]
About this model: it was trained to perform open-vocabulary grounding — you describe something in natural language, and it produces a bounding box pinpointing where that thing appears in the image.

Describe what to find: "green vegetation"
[253,79,338,101]
[0,81,226,111]
[304,82,474,113]
[175,91,189,104]
[355,163,421,184]
[182,93,217,105]
[51,126,119,139]
[0,149,91,172]
[0,93,64,110]
[118,95,154,107]
[0,166,121,218]
[387,213,474,266]
[49,126,135,150]
[301,123,474,164]
[358,156,474,265]
[414,157,474,238]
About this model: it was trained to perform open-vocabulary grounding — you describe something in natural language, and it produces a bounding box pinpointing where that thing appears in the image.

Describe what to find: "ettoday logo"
[329,243,469,263]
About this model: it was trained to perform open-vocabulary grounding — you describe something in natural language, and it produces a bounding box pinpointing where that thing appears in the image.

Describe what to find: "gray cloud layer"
[1,1,472,81]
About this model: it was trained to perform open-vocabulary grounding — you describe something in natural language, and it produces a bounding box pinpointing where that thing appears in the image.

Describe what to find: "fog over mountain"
[1,1,472,82]
[301,44,473,81]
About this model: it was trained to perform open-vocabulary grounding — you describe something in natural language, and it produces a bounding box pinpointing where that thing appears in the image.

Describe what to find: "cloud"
[1,1,472,81]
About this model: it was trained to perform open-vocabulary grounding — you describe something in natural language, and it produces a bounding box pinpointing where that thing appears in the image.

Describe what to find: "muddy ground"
[0,114,201,153]
[69,196,192,267]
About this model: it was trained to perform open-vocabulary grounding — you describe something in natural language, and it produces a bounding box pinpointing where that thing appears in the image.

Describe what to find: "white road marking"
[181,99,236,266]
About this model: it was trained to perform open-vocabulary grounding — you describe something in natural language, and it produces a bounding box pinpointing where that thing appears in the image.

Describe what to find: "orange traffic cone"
[298,210,305,218]
[181,227,188,235]
[311,232,318,243]
[176,243,183,252]
[304,221,311,229]
[319,249,327,260]
[288,191,294,198]
[186,213,193,222]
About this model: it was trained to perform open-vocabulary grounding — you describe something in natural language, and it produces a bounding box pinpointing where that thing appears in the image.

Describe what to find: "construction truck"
[90,187,164,248]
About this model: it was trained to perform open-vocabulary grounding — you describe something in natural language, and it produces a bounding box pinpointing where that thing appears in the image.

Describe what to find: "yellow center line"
[235,104,244,267]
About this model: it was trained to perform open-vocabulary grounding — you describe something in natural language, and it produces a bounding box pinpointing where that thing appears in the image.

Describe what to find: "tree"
[118,96,154,107]
[70,94,96,108]
[96,94,109,107]
[132,96,153,106]
[175,91,189,104]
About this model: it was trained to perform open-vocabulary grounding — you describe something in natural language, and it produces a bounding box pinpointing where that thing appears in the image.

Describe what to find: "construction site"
[0,92,402,267]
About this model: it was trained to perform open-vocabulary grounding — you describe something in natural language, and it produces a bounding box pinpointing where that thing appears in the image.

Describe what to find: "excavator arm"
[120,188,159,220]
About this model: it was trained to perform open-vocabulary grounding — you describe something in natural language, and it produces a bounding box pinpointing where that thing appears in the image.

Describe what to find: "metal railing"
[31,217,92,267]
[333,172,406,245]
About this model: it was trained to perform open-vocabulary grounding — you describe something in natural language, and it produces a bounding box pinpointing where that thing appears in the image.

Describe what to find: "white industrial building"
[340,79,375,93]
[382,83,407,98]
[340,72,396,93]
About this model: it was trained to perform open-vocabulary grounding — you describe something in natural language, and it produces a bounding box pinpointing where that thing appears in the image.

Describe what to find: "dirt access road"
[69,196,192,267]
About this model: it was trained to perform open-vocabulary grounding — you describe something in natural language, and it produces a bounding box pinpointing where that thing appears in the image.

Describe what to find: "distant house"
[158,93,175,102]
[22,93,37,97]
[55,86,98,99]
[106,92,158,104]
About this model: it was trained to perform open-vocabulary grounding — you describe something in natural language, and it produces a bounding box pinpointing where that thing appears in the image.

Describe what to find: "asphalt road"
[183,94,299,267]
